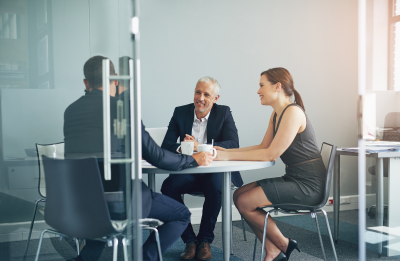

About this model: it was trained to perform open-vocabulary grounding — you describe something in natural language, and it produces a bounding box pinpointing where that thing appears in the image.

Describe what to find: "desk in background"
[334,145,400,256]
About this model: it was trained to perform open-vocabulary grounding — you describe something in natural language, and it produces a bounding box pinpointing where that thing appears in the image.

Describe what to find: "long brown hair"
[260,67,305,111]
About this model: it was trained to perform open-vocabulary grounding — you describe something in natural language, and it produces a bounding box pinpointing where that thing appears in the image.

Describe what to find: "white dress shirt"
[192,109,210,145]
[177,110,210,153]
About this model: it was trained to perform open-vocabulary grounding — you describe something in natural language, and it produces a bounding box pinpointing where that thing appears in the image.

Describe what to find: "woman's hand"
[214,150,229,161]
[214,146,226,151]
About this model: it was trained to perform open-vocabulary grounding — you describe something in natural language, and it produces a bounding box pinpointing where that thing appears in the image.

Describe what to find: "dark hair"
[83,55,115,89]
[260,67,305,111]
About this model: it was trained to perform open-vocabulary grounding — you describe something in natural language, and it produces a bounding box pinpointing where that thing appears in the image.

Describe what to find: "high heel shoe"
[285,238,300,260]
[273,251,287,261]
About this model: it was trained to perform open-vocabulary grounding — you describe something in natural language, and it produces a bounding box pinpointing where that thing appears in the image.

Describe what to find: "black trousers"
[161,173,222,244]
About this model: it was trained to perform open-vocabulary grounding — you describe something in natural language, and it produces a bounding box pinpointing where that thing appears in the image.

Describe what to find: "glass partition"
[358,0,400,259]
[0,0,138,260]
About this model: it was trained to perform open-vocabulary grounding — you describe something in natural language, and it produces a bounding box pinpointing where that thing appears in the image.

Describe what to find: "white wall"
[51,0,134,90]
[140,0,360,207]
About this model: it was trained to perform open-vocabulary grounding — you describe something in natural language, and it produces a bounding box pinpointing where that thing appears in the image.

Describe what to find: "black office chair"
[24,142,82,259]
[34,156,129,261]
[252,142,338,261]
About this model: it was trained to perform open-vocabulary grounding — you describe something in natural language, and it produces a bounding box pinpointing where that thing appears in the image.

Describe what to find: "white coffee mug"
[198,144,217,159]
[181,141,194,155]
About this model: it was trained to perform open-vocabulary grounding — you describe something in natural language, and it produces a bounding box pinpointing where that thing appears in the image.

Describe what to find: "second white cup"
[198,144,217,159]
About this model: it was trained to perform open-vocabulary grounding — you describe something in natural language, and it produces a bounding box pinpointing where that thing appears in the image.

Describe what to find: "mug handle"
[211,148,217,159]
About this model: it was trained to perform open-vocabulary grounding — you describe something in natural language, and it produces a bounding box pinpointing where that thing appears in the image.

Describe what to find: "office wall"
[140,0,359,208]
[51,0,133,90]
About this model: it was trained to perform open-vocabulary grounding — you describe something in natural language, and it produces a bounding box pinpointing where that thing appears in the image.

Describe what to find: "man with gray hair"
[161,76,243,260]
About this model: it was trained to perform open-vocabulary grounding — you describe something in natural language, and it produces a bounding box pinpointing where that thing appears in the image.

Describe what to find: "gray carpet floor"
[1,210,400,260]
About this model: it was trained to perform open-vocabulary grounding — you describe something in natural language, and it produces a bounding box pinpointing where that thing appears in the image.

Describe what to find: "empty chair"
[24,142,73,258]
[146,127,169,146]
[253,142,338,261]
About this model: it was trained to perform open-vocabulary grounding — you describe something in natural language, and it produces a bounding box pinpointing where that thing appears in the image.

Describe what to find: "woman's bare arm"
[215,106,306,161]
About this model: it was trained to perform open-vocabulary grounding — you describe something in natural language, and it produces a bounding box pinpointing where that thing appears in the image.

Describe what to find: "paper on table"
[142,160,153,166]
[341,147,400,153]
[365,141,400,147]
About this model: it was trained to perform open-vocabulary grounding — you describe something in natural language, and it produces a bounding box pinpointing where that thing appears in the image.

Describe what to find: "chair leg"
[321,209,338,261]
[34,230,47,261]
[75,238,80,255]
[145,227,163,261]
[260,211,270,261]
[24,198,45,259]
[113,237,119,261]
[241,215,247,241]
[312,212,327,261]
[252,234,257,261]
[230,203,233,255]
[34,229,66,261]
[122,237,129,261]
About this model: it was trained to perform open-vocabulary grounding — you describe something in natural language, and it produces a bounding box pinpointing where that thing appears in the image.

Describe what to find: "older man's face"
[194,81,216,113]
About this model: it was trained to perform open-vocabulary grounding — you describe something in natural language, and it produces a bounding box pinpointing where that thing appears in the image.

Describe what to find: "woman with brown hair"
[214,68,325,261]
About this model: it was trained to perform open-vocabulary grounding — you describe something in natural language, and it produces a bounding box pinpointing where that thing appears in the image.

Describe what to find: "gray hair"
[197,76,221,97]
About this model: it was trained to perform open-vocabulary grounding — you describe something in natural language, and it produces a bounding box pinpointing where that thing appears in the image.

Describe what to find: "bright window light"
[131,17,139,35]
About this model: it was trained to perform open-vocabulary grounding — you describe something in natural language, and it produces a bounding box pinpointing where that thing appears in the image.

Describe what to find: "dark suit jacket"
[64,89,197,218]
[64,89,119,156]
[161,103,243,187]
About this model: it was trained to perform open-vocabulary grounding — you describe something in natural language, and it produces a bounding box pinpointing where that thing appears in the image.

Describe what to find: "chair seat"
[111,220,128,232]
[264,203,321,212]
[140,218,164,227]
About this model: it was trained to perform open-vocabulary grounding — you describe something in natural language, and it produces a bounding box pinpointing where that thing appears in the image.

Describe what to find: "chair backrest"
[145,127,168,146]
[316,142,337,209]
[36,142,64,197]
[42,156,116,239]
[383,112,400,141]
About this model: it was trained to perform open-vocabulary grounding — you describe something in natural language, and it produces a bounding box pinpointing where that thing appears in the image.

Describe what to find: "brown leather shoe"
[196,242,212,260]
[180,241,197,259]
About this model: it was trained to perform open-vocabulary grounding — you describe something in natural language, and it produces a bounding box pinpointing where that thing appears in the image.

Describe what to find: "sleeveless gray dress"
[257,104,326,206]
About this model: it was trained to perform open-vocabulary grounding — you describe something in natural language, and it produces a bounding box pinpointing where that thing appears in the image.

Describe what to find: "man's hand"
[184,134,200,151]
[192,151,214,166]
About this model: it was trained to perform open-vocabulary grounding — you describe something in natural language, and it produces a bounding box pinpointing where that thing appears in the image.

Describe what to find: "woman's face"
[257,74,277,106]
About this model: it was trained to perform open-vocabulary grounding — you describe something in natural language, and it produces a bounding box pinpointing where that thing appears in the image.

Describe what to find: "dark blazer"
[64,89,119,156]
[161,103,243,187]
[64,89,198,218]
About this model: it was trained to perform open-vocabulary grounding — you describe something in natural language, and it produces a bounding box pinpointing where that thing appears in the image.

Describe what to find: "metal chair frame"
[34,157,164,261]
[34,156,127,261]
[35,229,117,261]
[24,142,71,259]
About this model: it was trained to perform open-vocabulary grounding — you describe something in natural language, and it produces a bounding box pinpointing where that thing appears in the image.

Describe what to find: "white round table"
[142,160,275,261]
